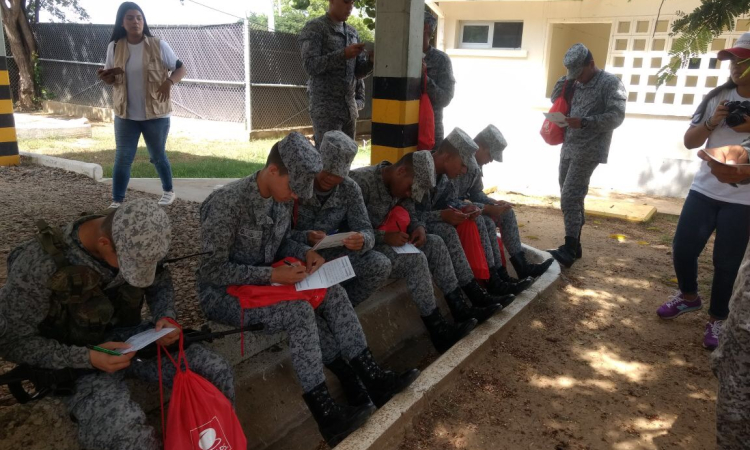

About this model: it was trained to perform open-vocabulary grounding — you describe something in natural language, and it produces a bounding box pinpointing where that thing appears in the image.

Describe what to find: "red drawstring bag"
[418,68,435,150]
[377,205,411,233]
[158,319,247,450]
[540,81,572,146]
[456,220,490,280]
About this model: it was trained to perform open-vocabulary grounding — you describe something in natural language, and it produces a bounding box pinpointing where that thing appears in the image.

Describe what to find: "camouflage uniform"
[292,131,391,306]
[713,242,750,449]
[299,14,373,147]
[197,133,368,392]
[0,200,233,450]
[550,43,627,239]
[424,47,455,149]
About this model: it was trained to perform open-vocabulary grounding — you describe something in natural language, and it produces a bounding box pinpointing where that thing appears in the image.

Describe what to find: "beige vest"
[112,36,171,119]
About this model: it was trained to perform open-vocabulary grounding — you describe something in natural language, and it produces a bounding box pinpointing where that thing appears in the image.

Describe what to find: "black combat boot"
[445,288,502,324]
[547,236,578,268]
[463,279,515,308]
[576,241,582,259]
[326,358,376,410]
[488,267,533,296]
[303,382,374,447]
[421,307,477,354]
[349,348,421,408]
[510,251,555,279]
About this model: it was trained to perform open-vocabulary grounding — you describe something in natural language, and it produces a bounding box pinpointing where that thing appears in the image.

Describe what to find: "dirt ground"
[0,161,717,450]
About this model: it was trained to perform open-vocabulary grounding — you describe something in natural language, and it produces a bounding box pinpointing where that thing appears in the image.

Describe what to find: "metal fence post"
[244,18,252,135]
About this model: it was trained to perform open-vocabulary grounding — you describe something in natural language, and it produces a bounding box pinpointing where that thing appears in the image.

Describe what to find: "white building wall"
[436,0,748,198]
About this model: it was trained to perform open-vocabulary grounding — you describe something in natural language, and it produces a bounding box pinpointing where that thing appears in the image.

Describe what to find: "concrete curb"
[20,152,103,181]
[335,244,562,450]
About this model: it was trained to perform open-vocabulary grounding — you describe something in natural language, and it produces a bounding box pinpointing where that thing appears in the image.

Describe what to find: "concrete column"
[370,0,424,164]
[0,7,19,166]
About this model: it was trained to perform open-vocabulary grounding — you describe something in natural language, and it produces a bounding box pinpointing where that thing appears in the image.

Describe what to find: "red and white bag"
[540,81,572,146]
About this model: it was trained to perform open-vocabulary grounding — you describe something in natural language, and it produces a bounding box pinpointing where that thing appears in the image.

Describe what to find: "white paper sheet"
[295,256,356,291]
[120,328,176,354]
[312,232,358,251]
[543,112,569,128]
[392,243,421,254]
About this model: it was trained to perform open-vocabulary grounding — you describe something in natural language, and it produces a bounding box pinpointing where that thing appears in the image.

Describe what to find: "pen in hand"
[87,345,124,357]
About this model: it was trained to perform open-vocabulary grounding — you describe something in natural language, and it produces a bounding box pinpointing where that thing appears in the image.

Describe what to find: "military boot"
[445,288,502,324]
[326,358,376,410]
[547,236,578,268]
[463,280,515,308]
[510,251,555,279]
[303,382,374,447]
[421,307,477,354]
[349,348,421,408]
[488,268,533,296]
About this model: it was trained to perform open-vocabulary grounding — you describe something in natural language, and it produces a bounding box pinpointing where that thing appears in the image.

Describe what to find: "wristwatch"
[581,118,589,129]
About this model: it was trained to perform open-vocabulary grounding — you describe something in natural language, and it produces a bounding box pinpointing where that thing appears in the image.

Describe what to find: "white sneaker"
[108,201,122,209]
[158,191,176,206]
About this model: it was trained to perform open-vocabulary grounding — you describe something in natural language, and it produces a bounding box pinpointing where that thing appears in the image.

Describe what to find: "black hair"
[265,142,289,175]
[693,79,736,123]
[583,50,593,65]
[109,2,153,43]
[100,209,117,251]
[392,151,415,168]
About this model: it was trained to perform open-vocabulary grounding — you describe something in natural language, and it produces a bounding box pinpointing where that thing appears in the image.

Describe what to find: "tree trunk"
[1,0,37,110]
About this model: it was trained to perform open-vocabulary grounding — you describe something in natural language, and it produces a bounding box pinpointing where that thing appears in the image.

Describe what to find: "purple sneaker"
[703,320,723,350]
[656,292,702,319]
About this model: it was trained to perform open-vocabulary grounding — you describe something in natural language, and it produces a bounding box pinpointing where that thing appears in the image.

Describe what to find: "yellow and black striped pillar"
[370,0,424,164]
[0,8,18,167]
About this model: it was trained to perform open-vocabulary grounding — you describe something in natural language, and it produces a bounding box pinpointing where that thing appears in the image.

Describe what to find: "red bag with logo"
[377,205,411,233]
[418,69,436,150]
[159,320,247,450]
[540,81,572,146]
[456,220,490,280]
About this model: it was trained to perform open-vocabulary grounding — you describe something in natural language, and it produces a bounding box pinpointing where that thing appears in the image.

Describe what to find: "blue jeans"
[112,116,173,202]
[673,190,750,320]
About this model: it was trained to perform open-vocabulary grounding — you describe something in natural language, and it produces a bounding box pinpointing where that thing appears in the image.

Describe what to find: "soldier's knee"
[283,300,317,328]
[368,251,392,278]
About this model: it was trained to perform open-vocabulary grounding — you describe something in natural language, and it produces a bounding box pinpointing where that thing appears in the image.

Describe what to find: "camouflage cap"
[411,150,436,202]
[320,130,358,178]
[424,12,438,35]
[475,124,507,163]
[445,127,479,172]
[564,43,591,80]
[112,199,171,288]
[278,132,323,199]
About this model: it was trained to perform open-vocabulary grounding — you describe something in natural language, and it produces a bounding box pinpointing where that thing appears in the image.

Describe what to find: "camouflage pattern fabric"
[424,47,455,149]
[558,156,600,239]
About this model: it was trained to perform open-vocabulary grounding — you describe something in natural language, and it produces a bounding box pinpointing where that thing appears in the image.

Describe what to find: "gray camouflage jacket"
[350,162,426,244]
[416,173,456,223]
[0,217,175,370]
[551,71,627,163]
[424,47,455,143]
[291,177,375,252]
[453,166,495,207]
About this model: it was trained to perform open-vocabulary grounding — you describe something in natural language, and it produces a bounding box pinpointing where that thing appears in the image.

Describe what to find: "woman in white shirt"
[97,2,186,208]
[656,35,750,351]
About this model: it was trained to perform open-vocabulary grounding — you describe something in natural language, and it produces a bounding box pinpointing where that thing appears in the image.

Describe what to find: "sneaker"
[108,201,122,209]
[158,191,176,206]
[703,320,723,350]
[656,291,702,319]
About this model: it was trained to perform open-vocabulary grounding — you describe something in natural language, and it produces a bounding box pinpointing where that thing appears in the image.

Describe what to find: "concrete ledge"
[43,101,114,123]
[20,152,103,181]
[335,244,561,450]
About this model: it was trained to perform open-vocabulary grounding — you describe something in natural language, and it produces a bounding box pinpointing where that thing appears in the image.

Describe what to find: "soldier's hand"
[154,318,180,347]
[307,230,326,246]
[343,232,365,251]
[410,226,427,248]
[271,263,307,285]
[384,231,410,247]
[89,342,135,373]
[461,205,482,221]
[441,209,467,226]
[305,250,325,274]
[698,146,750,184]
[565,117,583,129]
[345,43,366,59]
[484,202,513,217]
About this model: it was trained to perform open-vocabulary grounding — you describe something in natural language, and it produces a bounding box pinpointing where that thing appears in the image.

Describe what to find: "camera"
[724,100,750,127]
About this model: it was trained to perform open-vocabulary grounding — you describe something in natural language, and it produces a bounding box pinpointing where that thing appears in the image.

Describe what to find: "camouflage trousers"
[559,157,600,239]
[319,248,392,306]
[65,344,233,450]
[311,113,357,149]
[425,222,477,286]
[200,284,367,392]
[476,209,524,268]
[374,239,440,316]
[713,327,750,449]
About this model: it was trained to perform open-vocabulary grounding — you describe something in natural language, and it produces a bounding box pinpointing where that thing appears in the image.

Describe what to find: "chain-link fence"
[5,21,371,131]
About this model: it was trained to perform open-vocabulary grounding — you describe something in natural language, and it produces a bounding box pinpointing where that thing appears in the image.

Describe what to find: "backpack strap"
[35,220,68,270]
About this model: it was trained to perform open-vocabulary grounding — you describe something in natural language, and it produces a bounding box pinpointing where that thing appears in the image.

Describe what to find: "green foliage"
[25,0,89,24]
[292,0,376,33]
[31,51,54,104]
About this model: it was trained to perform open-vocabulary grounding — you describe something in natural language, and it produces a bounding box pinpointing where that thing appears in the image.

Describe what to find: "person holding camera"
[656,34,750,351]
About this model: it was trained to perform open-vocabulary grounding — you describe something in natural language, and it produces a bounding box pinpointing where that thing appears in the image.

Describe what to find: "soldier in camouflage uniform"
[423,13,455,149]
[0,200,234,450]
[196,132,417,446]
[547,43,627,268]
[291,130,391,306]
[299,0,374,148]
[350,150,486,353]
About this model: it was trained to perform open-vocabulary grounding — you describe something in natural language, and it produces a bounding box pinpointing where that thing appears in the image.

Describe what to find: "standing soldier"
[0,200,235,450]
[299,0,374,148]
[423,12,455,149]
[196,132,417,446]
[547,43,626,267]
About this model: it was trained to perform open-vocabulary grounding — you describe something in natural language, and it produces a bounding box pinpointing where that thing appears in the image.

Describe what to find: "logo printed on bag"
[190,417,232,450]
